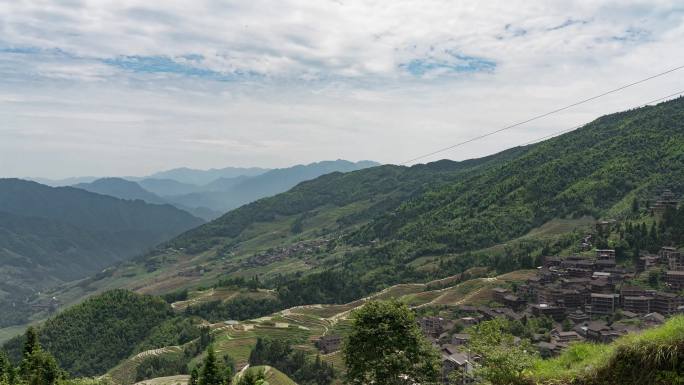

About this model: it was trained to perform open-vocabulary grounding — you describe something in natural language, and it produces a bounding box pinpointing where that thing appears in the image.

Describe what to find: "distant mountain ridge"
[146,166,270,185]
[67,160,381,219]
[161,160,381,212]
[74,178,167,204]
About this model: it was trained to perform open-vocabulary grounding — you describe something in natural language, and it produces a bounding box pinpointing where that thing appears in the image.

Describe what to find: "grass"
[532,342,614,382]
[529,316,684,385]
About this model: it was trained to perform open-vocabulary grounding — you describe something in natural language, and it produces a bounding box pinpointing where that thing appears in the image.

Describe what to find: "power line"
[518,90,684,147]
[401,64,684,165]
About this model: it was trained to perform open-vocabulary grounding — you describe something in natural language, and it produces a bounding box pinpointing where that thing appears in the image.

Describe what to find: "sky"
[1,1,684,179]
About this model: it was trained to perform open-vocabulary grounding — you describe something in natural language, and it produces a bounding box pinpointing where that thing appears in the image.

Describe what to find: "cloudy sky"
[1,0,684,178]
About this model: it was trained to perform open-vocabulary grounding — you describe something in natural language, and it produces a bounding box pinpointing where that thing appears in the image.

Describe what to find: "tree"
[236,368,267,385]
[22,350,61,385]
[199,347,222,385]
[468,318,538,385]
[16,329,62,385]
[0,351,10,380]
[343,300,440,385]
[22,328,39,359]
[189,368,199,385]
[562,318,573,332]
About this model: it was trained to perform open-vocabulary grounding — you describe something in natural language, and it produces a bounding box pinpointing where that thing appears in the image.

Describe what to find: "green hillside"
[352,99,684,255]
[3,290,175,377]
[39,97,684,324]
[0,179,204,329]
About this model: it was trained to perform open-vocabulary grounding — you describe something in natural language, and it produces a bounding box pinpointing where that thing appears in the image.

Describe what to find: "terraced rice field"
[133,375,189,385]
[108,346,183,385]
[111,269,536,384]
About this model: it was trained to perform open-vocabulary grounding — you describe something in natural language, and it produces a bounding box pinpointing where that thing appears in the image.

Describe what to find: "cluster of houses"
[421,244,684,384]
[245,238,329,267]
[311,242,684,384]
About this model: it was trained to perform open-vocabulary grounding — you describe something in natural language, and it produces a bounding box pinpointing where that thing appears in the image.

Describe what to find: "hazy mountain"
[164,160,381,212]
[137,178,202,196]
[201,175,252,192]
[147,166,270,185]
[0,179,204,327]
[73,177,167,205]
[29,176,99,187]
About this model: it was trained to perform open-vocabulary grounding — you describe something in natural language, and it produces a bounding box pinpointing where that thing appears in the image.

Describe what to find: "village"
[312,192,684,384]
[416,243,683,382]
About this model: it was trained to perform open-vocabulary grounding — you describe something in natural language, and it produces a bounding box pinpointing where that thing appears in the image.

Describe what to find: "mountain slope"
[0,179,204,327]
[352,98,684,255]
[3,290,173,377]
[137,178,202,196]
[34,98,684,329]
[74,178,168,205]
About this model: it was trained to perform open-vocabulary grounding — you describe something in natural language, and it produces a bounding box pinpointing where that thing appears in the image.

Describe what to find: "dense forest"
[3,290,176,377]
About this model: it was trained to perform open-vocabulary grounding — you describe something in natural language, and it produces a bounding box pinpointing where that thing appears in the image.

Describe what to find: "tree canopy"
[343,300,440,385]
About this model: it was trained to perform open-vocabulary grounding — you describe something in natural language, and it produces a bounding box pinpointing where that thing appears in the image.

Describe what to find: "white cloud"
[0,0,683,177]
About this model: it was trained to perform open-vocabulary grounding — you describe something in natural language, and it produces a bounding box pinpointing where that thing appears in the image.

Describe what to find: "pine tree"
[18,328,61,385]
[0,351,10,380]
[23,327,39,359]
[199,347,222,385]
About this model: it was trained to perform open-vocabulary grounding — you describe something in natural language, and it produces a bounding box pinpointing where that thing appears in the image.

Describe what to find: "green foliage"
[199,347,223,385]
[189,368,199,385]
[343,300,440,385]
[353,99,684,258]
[134,317,200,353]
[134,352,189,382]
[191,346,234,385]
[184,297,282,323]
[3,290,173,377]
[236,368,267,385]
[248,338,334,385]
[467,318,538,385]
[161,289,189,303]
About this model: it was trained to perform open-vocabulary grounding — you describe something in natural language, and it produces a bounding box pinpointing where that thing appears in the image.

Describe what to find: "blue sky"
[1,1,684,178]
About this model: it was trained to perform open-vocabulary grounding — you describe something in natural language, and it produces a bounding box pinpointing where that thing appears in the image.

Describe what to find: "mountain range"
[33,96,684,324]
[72,160,380,220]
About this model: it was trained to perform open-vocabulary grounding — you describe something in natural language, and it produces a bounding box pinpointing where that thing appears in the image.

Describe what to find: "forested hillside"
[0,179,204,328]
[28,98,684,349]
[352,98,684,254]
[164,97,684,293]
[2,290,176,377]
